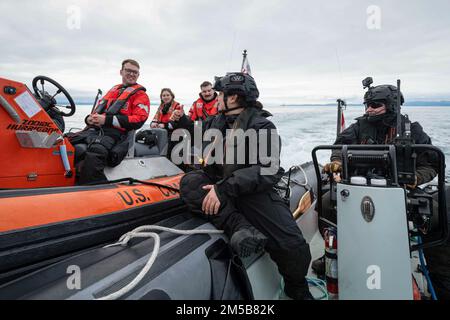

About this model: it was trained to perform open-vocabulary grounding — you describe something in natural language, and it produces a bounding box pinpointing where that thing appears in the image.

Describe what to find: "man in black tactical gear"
[312,79,450,300]
[180,72,313,300]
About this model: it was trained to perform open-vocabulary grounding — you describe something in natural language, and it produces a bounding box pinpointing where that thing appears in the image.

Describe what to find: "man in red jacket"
[169,81,219,138]
[187,81,219,121]
[75,59,150,184]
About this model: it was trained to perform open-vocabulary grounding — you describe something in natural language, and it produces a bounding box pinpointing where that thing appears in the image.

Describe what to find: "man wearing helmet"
[179,72,313,300]
[326,81,437,200]
[313,78,450,300]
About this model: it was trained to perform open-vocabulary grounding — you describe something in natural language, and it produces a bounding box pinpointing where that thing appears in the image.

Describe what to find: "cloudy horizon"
[1,0,449,105]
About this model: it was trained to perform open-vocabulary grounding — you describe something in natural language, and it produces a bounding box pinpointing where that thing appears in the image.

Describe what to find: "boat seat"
[134,128,168,157]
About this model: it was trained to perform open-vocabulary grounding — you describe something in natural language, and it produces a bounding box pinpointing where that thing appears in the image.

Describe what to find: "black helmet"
[363,84,405,113]
[213,72,259,102]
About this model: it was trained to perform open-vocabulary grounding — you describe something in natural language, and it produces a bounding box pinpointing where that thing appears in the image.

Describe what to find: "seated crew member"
[312,81,450,299]
[74,59,150,184]
[179,72,313,300]
[169,81,219,132]
[150,88,183,130]
[188,80,219,121]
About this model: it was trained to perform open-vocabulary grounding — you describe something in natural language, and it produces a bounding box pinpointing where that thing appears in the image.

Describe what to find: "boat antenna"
[396,79,402,138]
[334,47,347,137]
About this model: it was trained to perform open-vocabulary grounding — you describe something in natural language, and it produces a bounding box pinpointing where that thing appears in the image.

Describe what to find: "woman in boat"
[150,88,183,130]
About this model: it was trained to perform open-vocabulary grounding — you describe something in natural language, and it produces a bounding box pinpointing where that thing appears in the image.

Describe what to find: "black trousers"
[180,170,312,298]
[75,128,123,184]
[318,190,334,235]
[423,187,450,300]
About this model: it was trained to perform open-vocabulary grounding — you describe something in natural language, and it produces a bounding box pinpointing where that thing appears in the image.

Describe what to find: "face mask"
[366,113,386,123]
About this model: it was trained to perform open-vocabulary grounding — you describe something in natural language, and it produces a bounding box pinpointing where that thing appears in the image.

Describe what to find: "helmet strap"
[220,92,244,115]
[221,105,244,115]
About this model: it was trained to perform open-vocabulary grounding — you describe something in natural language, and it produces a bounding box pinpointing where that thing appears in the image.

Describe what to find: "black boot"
[284,283,314,300]
[230,226,268,258]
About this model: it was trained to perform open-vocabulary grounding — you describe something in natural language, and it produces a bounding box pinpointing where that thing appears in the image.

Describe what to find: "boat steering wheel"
[32,76,76,117]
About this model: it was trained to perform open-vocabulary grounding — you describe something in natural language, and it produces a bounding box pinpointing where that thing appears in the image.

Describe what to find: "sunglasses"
[366,101,385,109]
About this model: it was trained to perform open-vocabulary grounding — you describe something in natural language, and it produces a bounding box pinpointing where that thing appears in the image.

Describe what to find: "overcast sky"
[1,0,449,104]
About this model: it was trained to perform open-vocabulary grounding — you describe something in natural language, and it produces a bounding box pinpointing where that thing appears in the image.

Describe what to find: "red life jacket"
[94,83,150,132]
[152,101,182,124]
[188,95,218,121]
[96,84,146,115]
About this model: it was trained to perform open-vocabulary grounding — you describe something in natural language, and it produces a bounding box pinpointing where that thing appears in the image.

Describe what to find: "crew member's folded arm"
[105,113,148,130]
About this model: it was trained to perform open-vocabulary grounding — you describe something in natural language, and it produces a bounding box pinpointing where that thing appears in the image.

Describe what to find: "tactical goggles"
[365,101,385,109]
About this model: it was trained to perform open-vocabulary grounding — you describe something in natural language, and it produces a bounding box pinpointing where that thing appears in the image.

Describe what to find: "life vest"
[96,84,146,115]
[189,95,218,121]
[153,101,182,124]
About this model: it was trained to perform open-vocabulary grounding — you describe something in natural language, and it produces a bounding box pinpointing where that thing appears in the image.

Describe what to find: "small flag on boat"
[241,55,252,76]
[340,111,346,132]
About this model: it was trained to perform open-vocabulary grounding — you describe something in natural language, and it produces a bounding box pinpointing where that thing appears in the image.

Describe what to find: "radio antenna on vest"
[396,79,402,138]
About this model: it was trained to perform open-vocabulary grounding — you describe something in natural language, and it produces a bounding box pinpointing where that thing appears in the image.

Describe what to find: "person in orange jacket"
[169,81,218,133]
[74,59,150,184]
[150,88,183,130]
[188,81,218,121]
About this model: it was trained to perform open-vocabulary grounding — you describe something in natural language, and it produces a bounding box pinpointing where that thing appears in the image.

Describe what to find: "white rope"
[281,165,309,187]
[97,225,224,300]
[296,165,309,187]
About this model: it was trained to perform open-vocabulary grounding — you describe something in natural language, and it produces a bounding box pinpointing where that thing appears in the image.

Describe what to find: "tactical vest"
[357,116,397,145]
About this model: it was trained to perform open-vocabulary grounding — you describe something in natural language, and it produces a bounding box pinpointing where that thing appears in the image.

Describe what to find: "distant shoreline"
[278,102,450,107]
[73,102,450,107]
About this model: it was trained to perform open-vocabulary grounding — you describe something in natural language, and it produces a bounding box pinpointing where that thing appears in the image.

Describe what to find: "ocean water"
[66,104,450,179]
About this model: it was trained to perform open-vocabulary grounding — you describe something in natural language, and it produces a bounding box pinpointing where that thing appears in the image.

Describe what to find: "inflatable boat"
[0,76,319,296]
[0,163,319,300]
[1,75,448,300]
[0,76,185,283]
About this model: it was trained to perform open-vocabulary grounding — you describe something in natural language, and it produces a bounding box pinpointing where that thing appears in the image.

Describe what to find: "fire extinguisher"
[324,227,338,298]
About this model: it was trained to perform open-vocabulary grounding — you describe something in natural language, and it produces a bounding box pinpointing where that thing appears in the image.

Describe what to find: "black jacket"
[331,113,437,185]
[200,107,284,198]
